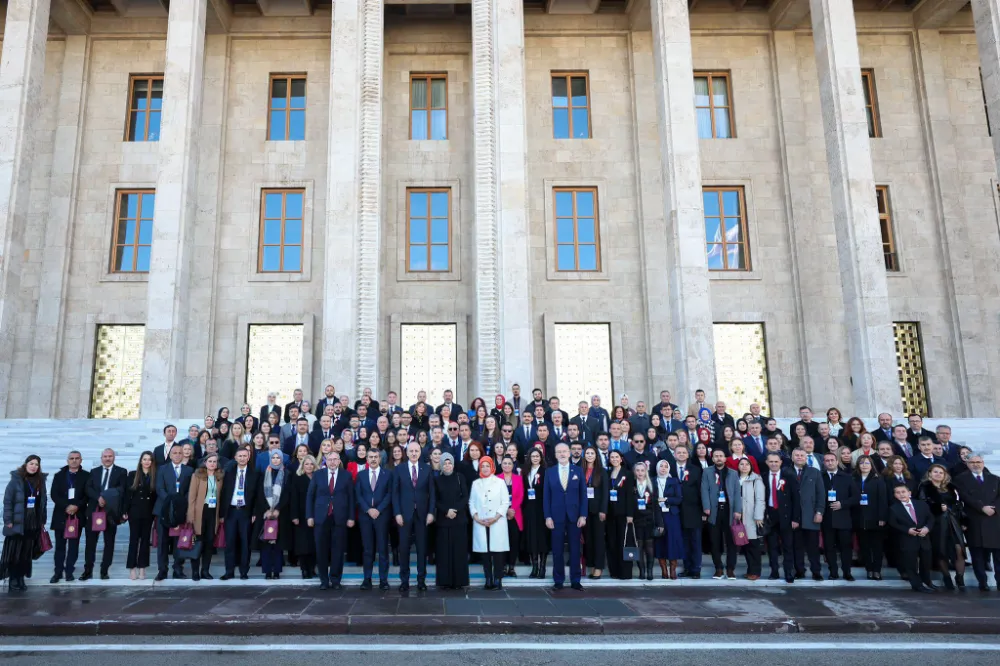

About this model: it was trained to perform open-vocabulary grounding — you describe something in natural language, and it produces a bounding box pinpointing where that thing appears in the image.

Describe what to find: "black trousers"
[506,519,521,570]
[53,533,81,577]
[584,513,605,569]
[359,512,389,582]
[157,520,184,574]
[223,506,252,576]
[970,547,1000,587]
[315,518,347,584]
[822,525,853,576]
[900,539,933,590]
[126,514,152,569]
[793,529,821,575]
[398,512,428,584]
[764,509,794,577]
[196,508,217,574]
[857,528,884,573]
[605,514,629,579]
[742,538,761,576]
[709,505,737,571]
[84,522,118,574]
[481,529,506,582]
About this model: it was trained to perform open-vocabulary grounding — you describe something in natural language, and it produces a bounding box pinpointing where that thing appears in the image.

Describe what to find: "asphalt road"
[2,635,1000,665]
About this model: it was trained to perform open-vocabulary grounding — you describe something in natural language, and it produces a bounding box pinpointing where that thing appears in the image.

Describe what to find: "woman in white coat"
[469,456,509,590]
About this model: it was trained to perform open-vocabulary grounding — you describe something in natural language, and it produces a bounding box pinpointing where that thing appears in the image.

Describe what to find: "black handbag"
[623,523,640,562]
[176,539,203,560]
[757,513,772,538]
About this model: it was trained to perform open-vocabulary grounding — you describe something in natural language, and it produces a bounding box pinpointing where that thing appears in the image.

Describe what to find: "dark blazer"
[789,420,821,446]
[852,472,888,530]
[710,413,735,444]
[152,463,193,521]
[283,400,305,423]
[793,466,825,530]
[153,443,181,468]
[314,397,338,417]
[218,465,259,519]
[762,468,800,528]
[623,448,658,471]
[124,471,155,522]
[50,467,90,531]
[884,473,918,505]
[743,434,767,461]
[355,466,392,514]
[905,427,937,448]
[888,499,934,551]
[821,470,857,530]
[908,454,940,482]
[513,425,538,452]
[391,461,436,520]
[435,403,464,421]
[260,403,281,426]
[569,415,595,443]
[954,470,1000,550]
[543,463,588,523]
[872,427,895,444]
[675,462,703,529]
[583,466,609,516]
[305,466,355,527]
[84,465,128,519]
[606,470,633,519]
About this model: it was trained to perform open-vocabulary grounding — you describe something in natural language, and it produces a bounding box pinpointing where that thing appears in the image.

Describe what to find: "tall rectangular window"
[406,188,450,272]
[259,189,304,273]
[553,323,613,408]
[111,190,154,273]
[703,186,750,271]
[245,324,304,410]
[551,72,591,139]
[125,75,163,142]
[90,325,145,419]
[876,186,899,271]
[713,323,771,416]
[268,74,306,141]
[861,69,881,138]
[893,322,930,416]
[694,72,733,139]
[400,324,457,407]
[554,187,600,271]
[410,74,447,140]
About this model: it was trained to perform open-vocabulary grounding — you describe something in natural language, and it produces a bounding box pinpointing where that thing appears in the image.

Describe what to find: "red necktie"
[906,502,916,523]
[771,474,778,509]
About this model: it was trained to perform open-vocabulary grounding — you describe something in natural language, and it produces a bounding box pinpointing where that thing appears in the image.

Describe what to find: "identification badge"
[236,489,245,498]
[638,498,647,511]
[27,496,36,509]
[208,497,217,508]
[827,490,837,502]
[609,489,618,502]
[527,488,536,500]
[860,493,869,506]
[719,490,726,503]
[67,488,75,500]
[587,487,595,499]
[659,499,668,513]
[175,481,180,493]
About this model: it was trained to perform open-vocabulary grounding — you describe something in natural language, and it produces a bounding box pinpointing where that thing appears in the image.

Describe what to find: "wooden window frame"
[876,185,899,272]
[703,186,751,272]
[406,187,452,273]
[693,71,735,139]
[861,69,882,138]
[409,73,448,140]
[267,74,307,141]
[553,186,601,272]
[550,72,592,140]
[110,189,155,274]
[258,188,305,273]
[124,74,163,142]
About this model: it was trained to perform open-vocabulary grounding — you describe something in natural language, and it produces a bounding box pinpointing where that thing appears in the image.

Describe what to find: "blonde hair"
[297,455,318,476]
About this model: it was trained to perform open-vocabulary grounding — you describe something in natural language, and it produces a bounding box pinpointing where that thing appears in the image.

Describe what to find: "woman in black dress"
[520,448,547,578]
[918,463,967,589]
[630,460,664,581]
[581,446,609,579]
[434,453,469,589]
[125,451,156,580]
[289,454,317,578]
[852,455,887,580]
[605,450,634,580]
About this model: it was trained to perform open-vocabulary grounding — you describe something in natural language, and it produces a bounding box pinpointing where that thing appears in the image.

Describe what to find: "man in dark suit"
[218,448,258,580]
[311,414,336,454]
[315,385,338,416]
[888,484,935,592]
[543,442,588,590]
[934,425,961,469]
[569,401,594,443]
[81,448,127,581]
[586,395,611,434]
[435,389,464,422]
[50,450,89,583]
[908,436,940,481]
[513,413,538,452]
[653,390,679,421]
[355,449,391,590]
[789,406,821,447]
[153,424,180,468]
[820,453,857,580]
[743,421,767,462]
[307,451,356,590]
[284,388,305,423]
[905,414,937,448]
[392,441,436,591]
[673,445,703,578]
[710,402,735,447]
[383,391,404,417]
[452,423,477,463]
[955,456,1000,591]
[152,444,194,581]
[890,425,915,458]
[260,391,282,426]
[791,448,826,580]
[623,433,657,471]
[284,417,312,457]
[534,423,556,464]
[763,452,799,582]
[872,412,895,444]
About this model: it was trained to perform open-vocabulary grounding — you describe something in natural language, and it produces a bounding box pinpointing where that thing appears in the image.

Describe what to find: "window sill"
[397,270,461,282]
[247,271,311,283]
[100,272,148,283]
[546,270,610,282]
[709,270,762,281]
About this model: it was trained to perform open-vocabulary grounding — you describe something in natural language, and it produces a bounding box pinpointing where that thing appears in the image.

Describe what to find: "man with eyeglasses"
[444,422,460,451]
[499,424,517,458]
[624,434,657,471]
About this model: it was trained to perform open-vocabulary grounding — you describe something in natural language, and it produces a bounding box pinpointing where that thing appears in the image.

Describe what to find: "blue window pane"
[431,218,448,244]
[714,109,731,138]
[572,109,589,138]
[136,246,150,272]
[430,192,448,217]
[118,246,134,272]
[722,190,739,216]
[269,111,286,140]
[577,218,595,244]
[123,219,136,245]
[411,111,428,140]
[553,108,569,139]
[265,193,283,218]
[125,193,138,218]
[129,111,142,141]
[409,192,427,215]
[409,219,427,244]
[556,218,574,244]
[285,193,303,218]
[696,108,713,139]
[704,217,721,243]
[706,244,724,270]
[147,112,160,141]
[724,217,742,242]
[552,77,568,107]
[409,249,428,271]
[555,191,573,217]
[290,79,306,107]
[263,219,281,245]
[138,220,152,245]
[289,110,305,140]
[140,194,155,218]
[431,110,447,140]
[262,246,280,271]
[578,245,597,271]
[284,219,302,245]
[283,246,301,271]
[557,244,576,270]
[430,245,449,271]
[702,192,719,217]
[576,192,594,216]
[150,89,162,111]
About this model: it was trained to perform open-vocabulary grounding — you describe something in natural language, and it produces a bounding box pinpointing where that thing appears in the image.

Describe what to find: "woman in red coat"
[497,455,524,577]
[724,439,760,474]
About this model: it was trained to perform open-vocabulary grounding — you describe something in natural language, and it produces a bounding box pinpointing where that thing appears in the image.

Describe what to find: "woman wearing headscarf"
[653,459,684,579]
[187,452,225,581]
[490,395,507,423]
[434,453,470,589]
[255,450,291,579]
[469,456,509,590]
[2,455,47,591]
[289,454,317,579]
[216,407,232,430]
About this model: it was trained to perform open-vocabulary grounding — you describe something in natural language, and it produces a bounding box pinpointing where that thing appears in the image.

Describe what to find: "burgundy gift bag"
[39,531,53,553]
[90,511,107,533]
[176,524,194,549]
[168,525,183,537]
[262,519,279,541]
[731,521,750,547]
[63,516,80,540]
[212,524,226,549]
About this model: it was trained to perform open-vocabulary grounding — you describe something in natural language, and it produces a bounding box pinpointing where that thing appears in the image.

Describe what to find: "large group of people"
[2,385,999,596]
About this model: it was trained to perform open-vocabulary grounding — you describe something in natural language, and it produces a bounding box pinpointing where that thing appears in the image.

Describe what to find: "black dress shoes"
[417,581,428,591]
[360,578,373,590]
[220,573,234,581]
[154,571,167,582]
[571,582,584,591]
[319,581,330,590]
[379,581,390,591]
[79,571,93,582]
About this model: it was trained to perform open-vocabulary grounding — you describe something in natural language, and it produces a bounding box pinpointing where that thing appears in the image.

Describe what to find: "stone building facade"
[0,0,999,421]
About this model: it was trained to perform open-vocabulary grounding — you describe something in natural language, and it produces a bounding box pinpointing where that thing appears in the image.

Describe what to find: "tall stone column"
[140,0,207,418]
[29,35,90,416]
[972,0,1000,173]
[471,0,533,397]
[649,0,717,400]
[323,0,383,398]
[809,0,899,415]
[0,0,51,417]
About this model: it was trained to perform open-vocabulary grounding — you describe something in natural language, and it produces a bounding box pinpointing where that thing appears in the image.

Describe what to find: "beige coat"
[187,468,225,536]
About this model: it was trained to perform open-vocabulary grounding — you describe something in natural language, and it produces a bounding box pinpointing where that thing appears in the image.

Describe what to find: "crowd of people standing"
[2,384,999,596]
